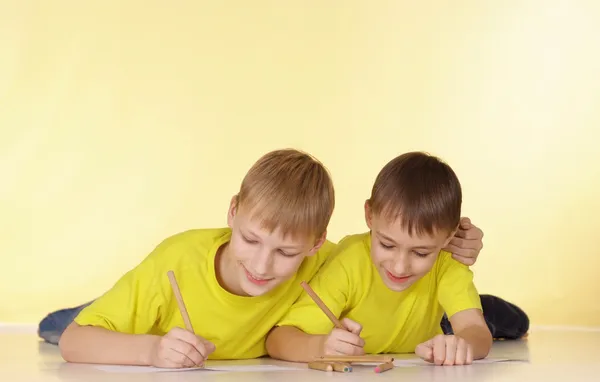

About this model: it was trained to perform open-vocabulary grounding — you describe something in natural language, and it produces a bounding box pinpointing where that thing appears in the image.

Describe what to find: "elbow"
[265,327,282,360]
[58,323,80,362]
[474,329,493,360]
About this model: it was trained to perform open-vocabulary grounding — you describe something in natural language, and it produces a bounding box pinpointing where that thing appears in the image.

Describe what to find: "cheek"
[271,256,305,277]
[370,248,392,264]
[413,256,437,275]
[229,237,254,260]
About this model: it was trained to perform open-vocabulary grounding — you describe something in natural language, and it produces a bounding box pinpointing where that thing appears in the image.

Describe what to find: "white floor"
[1,329,599,381]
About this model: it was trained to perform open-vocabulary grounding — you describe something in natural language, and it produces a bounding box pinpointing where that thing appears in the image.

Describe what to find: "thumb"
[459,217,472,230]
[415,340,434,362]
[341,318,362,335]
[203,339,216,354]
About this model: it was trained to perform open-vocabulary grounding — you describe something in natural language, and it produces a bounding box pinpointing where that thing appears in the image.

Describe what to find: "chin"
[240,280,279,296]
[384,282,413,292]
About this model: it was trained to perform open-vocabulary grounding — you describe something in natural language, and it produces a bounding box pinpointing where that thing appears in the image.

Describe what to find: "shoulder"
[333,232,371,260]
[433,249,471,276]
[323,232,372,274]
[144,227,231,268]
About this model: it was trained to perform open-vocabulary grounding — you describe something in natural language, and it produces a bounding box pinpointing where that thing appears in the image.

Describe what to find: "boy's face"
[365,202,456,292]
[225,197,325,297]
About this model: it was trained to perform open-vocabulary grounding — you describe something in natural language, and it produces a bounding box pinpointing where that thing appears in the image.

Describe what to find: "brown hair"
[236,149,334,239]
[368,151,462,236]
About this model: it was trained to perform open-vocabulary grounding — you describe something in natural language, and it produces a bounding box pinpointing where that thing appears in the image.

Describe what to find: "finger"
[203,340,216,355]
[333,340,365,356]
[454,338,467,366]
[170,329,210,361]
[450,253,476,266]
[459,217,471,229]
[333,329,365,347]
[456,226,483,241]
[169,339,204,366]
[165,349,196,368]
[448,237,481,250]
[443,336,457,366]
[466,344,473,365]
[445,242,478,257]
[433,335,446,366]
[341,318,362,335]
[415,343,433,362]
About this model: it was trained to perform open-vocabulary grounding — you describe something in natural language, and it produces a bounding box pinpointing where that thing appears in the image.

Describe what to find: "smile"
[385,270,412,284]
[242,265,274,286]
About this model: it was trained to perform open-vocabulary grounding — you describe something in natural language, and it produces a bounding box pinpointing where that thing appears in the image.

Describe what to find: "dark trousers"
[440,294,529,339]
[38,295,529,345]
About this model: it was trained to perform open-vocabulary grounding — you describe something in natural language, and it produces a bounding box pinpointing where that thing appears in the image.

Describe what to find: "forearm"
[59,322,158,365]
[455,325,493,359]
[265,326,325,363]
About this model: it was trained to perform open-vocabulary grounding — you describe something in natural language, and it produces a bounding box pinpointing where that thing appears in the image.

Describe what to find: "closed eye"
[413,251,431,258]
[242,235,258,244]
[278,249,300,257]
[379,241,395,250]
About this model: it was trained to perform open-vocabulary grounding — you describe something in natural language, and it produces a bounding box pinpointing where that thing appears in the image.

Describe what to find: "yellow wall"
[1,1,599,326]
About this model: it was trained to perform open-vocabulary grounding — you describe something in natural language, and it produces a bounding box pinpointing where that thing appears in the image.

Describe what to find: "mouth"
[242,265,274,286]
[385,270,412,284]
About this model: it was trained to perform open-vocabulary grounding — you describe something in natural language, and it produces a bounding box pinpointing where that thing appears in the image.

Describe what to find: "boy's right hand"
[322,318,365,356]
[148,327,216,368]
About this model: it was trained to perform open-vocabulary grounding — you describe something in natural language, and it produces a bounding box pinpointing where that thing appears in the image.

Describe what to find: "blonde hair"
[368,151,462,236]
[236,149,334,239]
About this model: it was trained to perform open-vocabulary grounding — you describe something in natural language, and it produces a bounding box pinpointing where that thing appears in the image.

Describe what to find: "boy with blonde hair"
[59,149,336,367]
[266,151,493,366]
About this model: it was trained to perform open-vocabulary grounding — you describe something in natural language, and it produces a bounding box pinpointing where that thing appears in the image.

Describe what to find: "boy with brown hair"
[266,151,493,366]
[59,149,336,367]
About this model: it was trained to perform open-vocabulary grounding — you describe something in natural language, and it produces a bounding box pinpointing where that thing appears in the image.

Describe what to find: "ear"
[227,195,238,228]
[308,230,328,256]
[442,224,460,247]
[364,199,373,230]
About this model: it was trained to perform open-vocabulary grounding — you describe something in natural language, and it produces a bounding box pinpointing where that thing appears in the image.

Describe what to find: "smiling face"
[219,196,326,297]
[364,152,463,292]
[216,149,334,297]
[365,202,456,292]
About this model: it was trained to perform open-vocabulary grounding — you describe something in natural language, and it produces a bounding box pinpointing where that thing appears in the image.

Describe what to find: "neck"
[215,243,249,296]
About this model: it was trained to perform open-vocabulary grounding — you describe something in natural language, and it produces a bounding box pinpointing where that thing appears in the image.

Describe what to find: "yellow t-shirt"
[276,232,482,354]
[74,228,335,359]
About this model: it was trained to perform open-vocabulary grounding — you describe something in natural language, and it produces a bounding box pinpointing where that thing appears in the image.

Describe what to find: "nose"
[249,247,272,275]
[392,253,411,275]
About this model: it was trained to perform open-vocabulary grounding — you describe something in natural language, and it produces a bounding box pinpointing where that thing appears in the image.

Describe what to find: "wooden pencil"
[374,361,394,373]
[315,355,394,363]
[308,361,334,372]
[332,362,352,373]
[167,270,195,333]
[300,281,345,330]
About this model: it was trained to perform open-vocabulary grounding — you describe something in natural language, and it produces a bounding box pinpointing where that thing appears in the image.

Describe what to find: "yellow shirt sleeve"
[276,250,352,334]
[74,244,169,333]
[435,251,482,318]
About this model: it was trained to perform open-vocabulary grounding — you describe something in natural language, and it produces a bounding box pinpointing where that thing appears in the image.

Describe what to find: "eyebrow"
[376,231,437,250]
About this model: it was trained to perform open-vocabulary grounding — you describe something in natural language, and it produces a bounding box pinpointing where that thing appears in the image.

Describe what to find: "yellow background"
[1,1,599,327]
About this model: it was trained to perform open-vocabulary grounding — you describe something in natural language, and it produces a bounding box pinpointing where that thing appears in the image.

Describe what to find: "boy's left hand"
[415,335,473,366]
[443,217,484,266]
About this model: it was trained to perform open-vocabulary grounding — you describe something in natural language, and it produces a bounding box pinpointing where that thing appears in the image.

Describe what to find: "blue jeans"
[38,301,93,345]
[38,295,529,345]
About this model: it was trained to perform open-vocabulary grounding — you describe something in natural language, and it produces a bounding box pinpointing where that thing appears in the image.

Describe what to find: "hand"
[322,318,365,356]
[415,335,473,366]
[443,217,484,266]
[148,327,216,368]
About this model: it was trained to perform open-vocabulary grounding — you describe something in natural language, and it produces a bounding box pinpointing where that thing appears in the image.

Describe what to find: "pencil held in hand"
[145,271,215,369]
[300,281,346,330]
[168,270,195,333]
